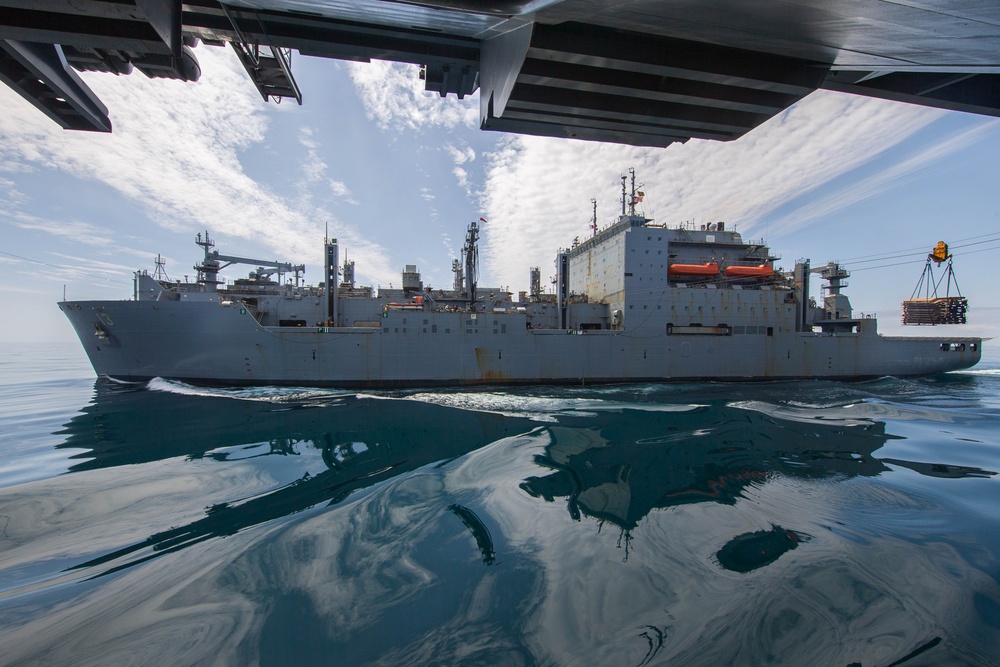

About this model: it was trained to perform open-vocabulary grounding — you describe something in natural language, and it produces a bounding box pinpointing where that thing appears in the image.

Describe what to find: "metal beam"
[0,4,176,54]
[4,0,1000,144]
[823,71,1000,118]
[0,39,111,131]
[481,21,830,146]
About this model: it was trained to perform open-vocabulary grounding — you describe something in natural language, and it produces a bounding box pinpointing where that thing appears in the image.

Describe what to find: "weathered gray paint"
[60,217,983,387]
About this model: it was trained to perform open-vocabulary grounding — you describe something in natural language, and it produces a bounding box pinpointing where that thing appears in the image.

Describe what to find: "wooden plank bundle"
[901,297,968,325]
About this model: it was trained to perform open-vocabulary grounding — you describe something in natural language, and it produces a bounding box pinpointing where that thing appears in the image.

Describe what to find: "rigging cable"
[0,250,133,286]
[850,243,1000,272]
[837,233,1000,265]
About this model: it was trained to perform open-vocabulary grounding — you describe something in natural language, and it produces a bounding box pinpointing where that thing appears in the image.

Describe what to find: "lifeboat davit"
[668,262,720,277]
[724,264,774,278]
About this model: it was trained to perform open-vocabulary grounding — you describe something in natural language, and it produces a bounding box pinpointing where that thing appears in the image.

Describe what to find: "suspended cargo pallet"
[902,296,968,325]
[903,241,968,326]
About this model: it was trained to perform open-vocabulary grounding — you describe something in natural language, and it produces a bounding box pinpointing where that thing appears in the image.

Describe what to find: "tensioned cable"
[0,249,133,285]
[850,243,1000,272]
[837,233,1000,264]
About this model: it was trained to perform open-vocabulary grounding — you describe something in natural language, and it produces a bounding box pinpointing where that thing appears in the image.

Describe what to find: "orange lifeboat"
[724,264,774,278]
[386,295,425,310]
[668,262,720,277]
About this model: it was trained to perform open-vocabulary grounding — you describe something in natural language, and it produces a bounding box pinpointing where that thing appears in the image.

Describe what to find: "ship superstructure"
[61,183,982,387]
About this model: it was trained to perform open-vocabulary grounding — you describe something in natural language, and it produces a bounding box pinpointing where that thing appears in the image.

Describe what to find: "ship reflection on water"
[1,378,998,665]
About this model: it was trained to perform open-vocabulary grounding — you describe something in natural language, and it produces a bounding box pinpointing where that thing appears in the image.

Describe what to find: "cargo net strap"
[902,258,967,325]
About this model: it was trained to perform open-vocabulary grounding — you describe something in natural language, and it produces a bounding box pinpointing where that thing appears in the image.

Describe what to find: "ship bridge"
[2,1,999,146]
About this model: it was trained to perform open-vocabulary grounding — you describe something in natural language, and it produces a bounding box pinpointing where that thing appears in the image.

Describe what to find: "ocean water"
[1,342,999,667]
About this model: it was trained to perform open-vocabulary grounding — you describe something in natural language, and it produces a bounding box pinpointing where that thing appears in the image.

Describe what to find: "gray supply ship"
[60,184,982,387]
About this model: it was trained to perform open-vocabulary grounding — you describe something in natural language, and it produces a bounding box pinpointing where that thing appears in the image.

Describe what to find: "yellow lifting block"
[929,241,951,264]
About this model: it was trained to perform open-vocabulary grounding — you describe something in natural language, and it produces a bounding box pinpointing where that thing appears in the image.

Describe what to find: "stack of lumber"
[902,297,968,325]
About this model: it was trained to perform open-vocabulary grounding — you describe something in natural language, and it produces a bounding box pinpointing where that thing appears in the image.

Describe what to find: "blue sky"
[1,44,998,343]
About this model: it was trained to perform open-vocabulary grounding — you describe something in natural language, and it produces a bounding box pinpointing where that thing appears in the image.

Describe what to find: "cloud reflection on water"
[0,379,997,665]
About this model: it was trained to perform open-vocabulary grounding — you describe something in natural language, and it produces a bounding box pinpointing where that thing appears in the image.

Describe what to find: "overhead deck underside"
[2,0,1000,145]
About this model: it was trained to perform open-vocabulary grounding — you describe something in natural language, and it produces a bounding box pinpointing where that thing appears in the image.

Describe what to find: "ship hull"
[60,299,983,388]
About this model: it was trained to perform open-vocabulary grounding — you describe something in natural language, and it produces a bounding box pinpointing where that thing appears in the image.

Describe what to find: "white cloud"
[478,91,951,291]
[6,212,115,247]
[0,45,398,287]
[346,60,478,131]
[0,284,49,295]
[440,232,454,258]
[299,126,328,184]
[0,176,27,207]
[445,144,476,164]
[2,50,981,304]
[761,118,1000,236]
[453,166,469,190]
[48,252,138,275]
[329,180,350,197]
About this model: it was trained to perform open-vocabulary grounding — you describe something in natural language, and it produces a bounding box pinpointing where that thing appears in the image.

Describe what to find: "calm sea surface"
[1,342,999,666]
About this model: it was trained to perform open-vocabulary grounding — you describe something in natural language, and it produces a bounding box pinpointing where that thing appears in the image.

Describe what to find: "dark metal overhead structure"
[822,71,1000,119]
[2,0,1000,144]
[479,22,830,147]
[180,2,481,100]
[0,0,199,132]
[0,39,112,131]
[220,3,301,104]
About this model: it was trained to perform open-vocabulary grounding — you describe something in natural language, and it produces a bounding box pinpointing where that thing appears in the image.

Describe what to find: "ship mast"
[591,198,597,237]
[325,233,338,325]
[628,167,638,216]
[152,254,169,281]
[452,259,464,291]
[463,219,480,309]
[194,231,221,289]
